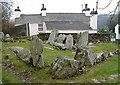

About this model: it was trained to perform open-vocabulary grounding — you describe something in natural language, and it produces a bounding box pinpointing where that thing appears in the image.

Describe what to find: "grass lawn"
[2,40,119,83]
[2,69,22,84]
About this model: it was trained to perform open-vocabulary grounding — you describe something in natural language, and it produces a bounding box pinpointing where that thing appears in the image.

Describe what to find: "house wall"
[15,11,21,18]
[41,10,47,16]
[29,23,39,36]
[115,24,120,39]
[83,11,91,16]
[90,15,97,30]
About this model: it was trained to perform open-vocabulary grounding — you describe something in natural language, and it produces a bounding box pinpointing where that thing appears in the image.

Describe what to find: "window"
[38,24,43,31]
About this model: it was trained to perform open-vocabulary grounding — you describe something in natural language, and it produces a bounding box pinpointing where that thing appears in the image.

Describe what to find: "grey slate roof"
[15,13,91,30]
[45,13,90,21]
[16,13,90,23]
[46,21,91,30]
[15,14,43,24]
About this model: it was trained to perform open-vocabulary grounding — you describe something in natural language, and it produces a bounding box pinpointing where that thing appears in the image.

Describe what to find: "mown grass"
[2,40,119,83]
[92,42,118,53]
[74,55,119,83]
[2,69,22,84]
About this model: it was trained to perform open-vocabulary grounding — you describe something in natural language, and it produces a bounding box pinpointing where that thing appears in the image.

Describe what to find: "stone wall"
[38,33,110,44]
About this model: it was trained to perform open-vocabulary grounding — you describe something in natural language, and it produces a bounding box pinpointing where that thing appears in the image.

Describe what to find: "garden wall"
[38,33,110,44]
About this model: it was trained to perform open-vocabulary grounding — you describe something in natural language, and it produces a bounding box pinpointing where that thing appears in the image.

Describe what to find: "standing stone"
[74,46,95,66]
[30,36,44,68]
[56,34,66,44]
[65,34,73,50]
[86,47,95,65]
[47,29,59,45]
[77,31,88,47]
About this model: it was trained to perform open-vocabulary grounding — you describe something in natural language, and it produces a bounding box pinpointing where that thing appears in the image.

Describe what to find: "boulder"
[108,52,114,57]
[50,56,81,79]
[5,34,10,38]
[9,46,31,63]
[9,46,23,54]
[53,42,66,50]
[96,52,108,63]
[4,34,14,42]
[56,34,66,44]
[17,48,31,63]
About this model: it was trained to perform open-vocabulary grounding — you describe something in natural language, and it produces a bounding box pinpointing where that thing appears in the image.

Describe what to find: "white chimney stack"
[41,4,47,16]
[82,4,90,16]
[15,6,21,18]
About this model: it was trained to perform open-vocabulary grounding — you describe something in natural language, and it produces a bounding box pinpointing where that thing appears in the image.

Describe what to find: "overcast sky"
[13,0,118,14]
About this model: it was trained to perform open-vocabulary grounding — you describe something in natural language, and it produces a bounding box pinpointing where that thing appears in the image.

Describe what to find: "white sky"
[13,0,118,14]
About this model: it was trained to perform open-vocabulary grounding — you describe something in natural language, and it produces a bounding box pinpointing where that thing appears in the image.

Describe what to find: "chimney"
[85,4,88,9]
[90,8,98,15]
[41,4,47,16]
[15,6,21,18]
[82,4,90,16]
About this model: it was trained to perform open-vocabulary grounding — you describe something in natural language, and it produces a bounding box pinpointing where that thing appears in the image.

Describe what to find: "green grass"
[44,47,74,65]
[92,42,118,53]
[74,55,119,83]
[2,40,119,83]
[2,69,22,84]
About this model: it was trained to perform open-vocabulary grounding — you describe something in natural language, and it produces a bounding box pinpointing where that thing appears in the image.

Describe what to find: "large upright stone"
[77,31,88,47]
[74,46,95,66]
[65,34,73,50]
[47,29,59,45]
[30,36,44,68]
[56,34,66,44]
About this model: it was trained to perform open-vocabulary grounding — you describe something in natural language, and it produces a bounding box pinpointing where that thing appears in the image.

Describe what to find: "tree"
[107,14,118,33]
[0,0,14,34]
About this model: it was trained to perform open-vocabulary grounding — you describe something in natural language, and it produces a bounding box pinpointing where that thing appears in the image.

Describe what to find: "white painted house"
[15,4,98,36]
[115,24,120,39]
